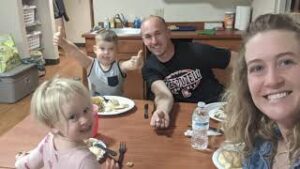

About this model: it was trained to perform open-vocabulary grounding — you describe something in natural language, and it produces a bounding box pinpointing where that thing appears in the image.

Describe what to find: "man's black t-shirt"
[142,41,231,103]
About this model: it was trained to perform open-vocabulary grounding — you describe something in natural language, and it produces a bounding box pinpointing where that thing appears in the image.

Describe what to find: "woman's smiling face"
[245,30,300,128]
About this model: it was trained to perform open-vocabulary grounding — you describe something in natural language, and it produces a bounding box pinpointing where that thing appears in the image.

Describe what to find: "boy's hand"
[130,50,144,69]
[53,26,65,47]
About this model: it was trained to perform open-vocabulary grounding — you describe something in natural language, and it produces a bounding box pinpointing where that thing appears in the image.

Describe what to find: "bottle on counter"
[103,17,110,29]
[110,17,116,28]
[224,11,235,30]
[133,17,141,28]
[191,102,209,150]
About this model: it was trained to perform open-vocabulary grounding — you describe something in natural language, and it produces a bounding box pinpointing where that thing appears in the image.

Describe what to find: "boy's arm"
[53,27,93,69]
[119,50,144,73]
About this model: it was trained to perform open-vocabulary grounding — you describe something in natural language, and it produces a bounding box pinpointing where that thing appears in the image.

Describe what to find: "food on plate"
[218,149,242,169]
[85,138,106,161]
[92,96,130,113]
[91,96,105,112]
[105,98,129,111]
[214,106,226,120]
[109,98,119,106]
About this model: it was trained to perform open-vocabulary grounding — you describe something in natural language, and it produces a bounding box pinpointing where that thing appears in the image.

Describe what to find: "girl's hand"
[100,158,120,169]
[15,151,30,160]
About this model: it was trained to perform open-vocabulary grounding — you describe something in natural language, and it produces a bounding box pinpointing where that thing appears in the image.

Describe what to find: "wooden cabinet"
[195,39,241,51]
[117,40,145,99]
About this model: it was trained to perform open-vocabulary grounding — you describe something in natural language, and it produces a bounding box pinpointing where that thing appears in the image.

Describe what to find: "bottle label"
[192,121,209,130]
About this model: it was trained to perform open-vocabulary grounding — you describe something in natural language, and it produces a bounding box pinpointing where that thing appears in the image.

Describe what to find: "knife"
[144,103,149,119]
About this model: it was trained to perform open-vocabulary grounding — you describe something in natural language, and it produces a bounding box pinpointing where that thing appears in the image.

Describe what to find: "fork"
[117,142,127,168]
[102,96,109,103]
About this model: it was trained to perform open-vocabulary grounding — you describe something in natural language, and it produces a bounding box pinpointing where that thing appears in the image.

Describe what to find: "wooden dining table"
[0,100,224,169]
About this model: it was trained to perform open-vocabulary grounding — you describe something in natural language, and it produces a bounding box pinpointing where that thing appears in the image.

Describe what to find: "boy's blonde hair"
[31,76,90,127]
[95,29,118,45]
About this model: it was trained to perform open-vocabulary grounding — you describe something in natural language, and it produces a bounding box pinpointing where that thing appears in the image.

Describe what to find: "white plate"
[209,108,226,122]
[212,145,243,169]
[206,102,226,111]
[98,96,135,116]
[212,148,224,169]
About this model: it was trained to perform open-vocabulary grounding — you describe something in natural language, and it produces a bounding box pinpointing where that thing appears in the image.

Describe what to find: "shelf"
[25,20,41,27]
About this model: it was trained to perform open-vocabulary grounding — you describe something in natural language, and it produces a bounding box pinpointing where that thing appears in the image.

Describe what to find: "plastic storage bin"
[26,31,41,50]
[0,63,38,103]
[23,5,36,26]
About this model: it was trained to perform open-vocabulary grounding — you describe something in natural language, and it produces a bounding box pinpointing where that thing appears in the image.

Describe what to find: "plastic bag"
[0,34,21,73]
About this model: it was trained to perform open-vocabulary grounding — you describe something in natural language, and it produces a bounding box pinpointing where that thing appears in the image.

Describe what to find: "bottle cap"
[197,101,206,108]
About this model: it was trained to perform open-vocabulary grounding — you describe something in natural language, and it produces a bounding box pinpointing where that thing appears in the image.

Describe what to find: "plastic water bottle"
[191,102,209,150]
[103,17,110,29]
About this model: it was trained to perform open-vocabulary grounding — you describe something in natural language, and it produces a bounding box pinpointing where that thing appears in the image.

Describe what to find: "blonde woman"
[223,13,300,168]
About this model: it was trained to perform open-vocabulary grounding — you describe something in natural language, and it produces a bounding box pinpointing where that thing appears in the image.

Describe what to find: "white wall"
[64,0,252,43]
[251,0,290,20]
[64,0,92,43]
[0,0,29,58]
[0,0,58,60]
[93,0,251,23]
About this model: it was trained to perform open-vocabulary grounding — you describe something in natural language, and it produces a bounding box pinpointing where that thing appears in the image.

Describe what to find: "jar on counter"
[224,11,235,30]
[110,17,116,28]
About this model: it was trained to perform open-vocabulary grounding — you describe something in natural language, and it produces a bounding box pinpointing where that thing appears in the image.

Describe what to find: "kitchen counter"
[82,30,242,40]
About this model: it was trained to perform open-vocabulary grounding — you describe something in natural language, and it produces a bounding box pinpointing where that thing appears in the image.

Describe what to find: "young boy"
[53,27,143,96]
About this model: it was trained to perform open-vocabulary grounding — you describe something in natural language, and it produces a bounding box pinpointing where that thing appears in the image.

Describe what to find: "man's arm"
[150,80,174,129]
[53,27,92,69]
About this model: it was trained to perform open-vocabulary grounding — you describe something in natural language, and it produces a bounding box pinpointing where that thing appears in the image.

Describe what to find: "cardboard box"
[0,63,38,103]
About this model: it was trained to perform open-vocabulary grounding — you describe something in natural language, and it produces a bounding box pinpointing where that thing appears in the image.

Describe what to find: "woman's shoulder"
[243,137,274,168]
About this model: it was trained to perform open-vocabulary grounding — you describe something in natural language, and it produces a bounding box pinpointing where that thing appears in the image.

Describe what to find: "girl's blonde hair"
[31,76,90,127]
[223,13,300,164]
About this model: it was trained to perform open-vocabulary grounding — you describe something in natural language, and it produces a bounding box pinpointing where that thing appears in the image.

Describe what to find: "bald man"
[141,16,236,129]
